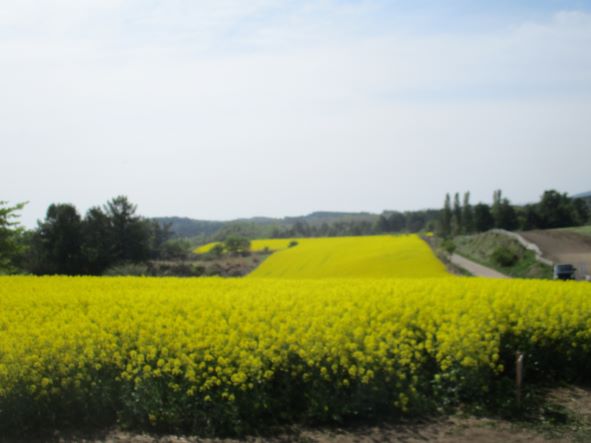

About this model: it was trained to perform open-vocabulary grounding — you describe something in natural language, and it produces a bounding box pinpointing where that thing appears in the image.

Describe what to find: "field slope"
[249,235,448,278]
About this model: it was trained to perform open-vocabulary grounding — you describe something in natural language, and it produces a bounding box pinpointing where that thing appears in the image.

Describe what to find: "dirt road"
[520,230,591,279]
[450,254,509,278]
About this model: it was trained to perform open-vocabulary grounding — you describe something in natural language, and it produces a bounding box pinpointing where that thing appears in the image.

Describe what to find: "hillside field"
[199,235,448,278]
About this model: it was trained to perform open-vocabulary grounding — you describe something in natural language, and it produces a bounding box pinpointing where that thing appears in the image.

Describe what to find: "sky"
[1,0,591,228]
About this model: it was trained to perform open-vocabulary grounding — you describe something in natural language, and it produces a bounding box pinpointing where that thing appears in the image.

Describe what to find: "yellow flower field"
[1,275,591,433]
[197,235,448,278]
[249,235,447,278]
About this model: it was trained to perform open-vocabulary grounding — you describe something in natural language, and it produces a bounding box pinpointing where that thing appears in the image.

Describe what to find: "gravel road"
[450,254,509,278]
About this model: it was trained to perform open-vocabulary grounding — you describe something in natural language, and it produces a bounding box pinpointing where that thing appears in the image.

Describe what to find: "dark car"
[553,264,577,280]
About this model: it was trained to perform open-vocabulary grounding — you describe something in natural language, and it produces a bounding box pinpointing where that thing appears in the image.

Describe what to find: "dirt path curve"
[450,254,509,278]
[520,230,591,279]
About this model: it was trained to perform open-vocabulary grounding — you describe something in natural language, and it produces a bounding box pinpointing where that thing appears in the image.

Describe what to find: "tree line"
[199,189,589,241]
[437,189,589,237]
[0,196,172,275]
[1,189,588,275]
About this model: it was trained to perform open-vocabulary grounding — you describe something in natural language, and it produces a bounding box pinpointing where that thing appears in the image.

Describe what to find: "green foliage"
[103,263,149,276]
[81,206,113,275]
[0,201,26,273]
[491,190,518,231]
[32,203,84,275]
[104,196,151,263]
[288,240,299,248]
[491,246,518,267]
[535,190,588,229]
[462,192,474,234]
[454,232,553,279]
[441,238,456,255]
[208,244,225,258]
[160,238,193,260]
[440,193,452,237]
[224,237,251,256]
[452,193,462,236]
[473,203,494,232]
[26,196,169,276]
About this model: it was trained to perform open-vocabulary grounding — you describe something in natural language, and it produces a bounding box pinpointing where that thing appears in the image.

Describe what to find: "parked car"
[553,264,577,280]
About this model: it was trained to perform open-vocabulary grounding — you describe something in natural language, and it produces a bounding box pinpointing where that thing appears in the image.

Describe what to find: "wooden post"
[515,351,524,407]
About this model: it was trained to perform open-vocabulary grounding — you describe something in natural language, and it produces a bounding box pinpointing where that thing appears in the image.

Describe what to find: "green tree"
[537,190,579,229]
[376,214,391,233]
[473,203,494,232]
[461,192,474,234]
[34,203,84,275]
[81,206,114,275]
[104,196,151,263]
[224,236,251,255]
[496,198,519,231]
[572,198,590,225]
[517,204,541,231]
[491,189,502,227]
[148,220,172,259]
[0,201,26,273]
[388,212,407,232]
[490,190,518,230]
[440,193,452,237]
[451,192,462,235]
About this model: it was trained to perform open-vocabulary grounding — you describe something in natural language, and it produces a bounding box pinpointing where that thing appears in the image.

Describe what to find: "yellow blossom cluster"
[200,235,448,278]
[1,275,590,432]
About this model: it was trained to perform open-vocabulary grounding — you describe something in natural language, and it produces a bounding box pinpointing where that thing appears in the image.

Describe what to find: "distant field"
[249,235,448,278]
[196,238,298,253]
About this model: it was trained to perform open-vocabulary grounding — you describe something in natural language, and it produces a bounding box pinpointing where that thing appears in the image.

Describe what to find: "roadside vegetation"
[452,231,553,279]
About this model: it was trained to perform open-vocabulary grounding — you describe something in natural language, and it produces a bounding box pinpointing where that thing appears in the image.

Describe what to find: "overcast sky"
[2,0,591,227]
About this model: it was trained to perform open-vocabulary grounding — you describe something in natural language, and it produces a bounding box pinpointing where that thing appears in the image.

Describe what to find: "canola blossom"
[1,275,591,433]
[199,235,448,278]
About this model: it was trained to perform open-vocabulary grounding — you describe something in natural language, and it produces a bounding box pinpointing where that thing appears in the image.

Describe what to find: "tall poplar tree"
[452,192,462,235]
[462,192,474,234]
[440,193,452,237]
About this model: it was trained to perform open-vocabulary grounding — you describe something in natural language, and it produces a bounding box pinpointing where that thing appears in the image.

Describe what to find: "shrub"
[441,239,456,255]
[491,246,518,267]
[103,263,149,276]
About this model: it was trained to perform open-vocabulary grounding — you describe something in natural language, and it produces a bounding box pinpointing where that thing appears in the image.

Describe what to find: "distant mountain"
[285,211,378,226]
[573,191,591,199]
[153,217,225,238]
[153,211,380,239]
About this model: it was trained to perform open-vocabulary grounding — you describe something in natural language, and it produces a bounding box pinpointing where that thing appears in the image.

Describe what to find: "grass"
[560,225,591,237]
[453,231,553,279]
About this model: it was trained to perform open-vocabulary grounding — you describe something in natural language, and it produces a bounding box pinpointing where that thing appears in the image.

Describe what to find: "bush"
[288,240,299,248]
[441,239,456,255]
[103,263,149,276]
[491,247,518,267]
[208,244,225,258]
[224,237,251,256]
